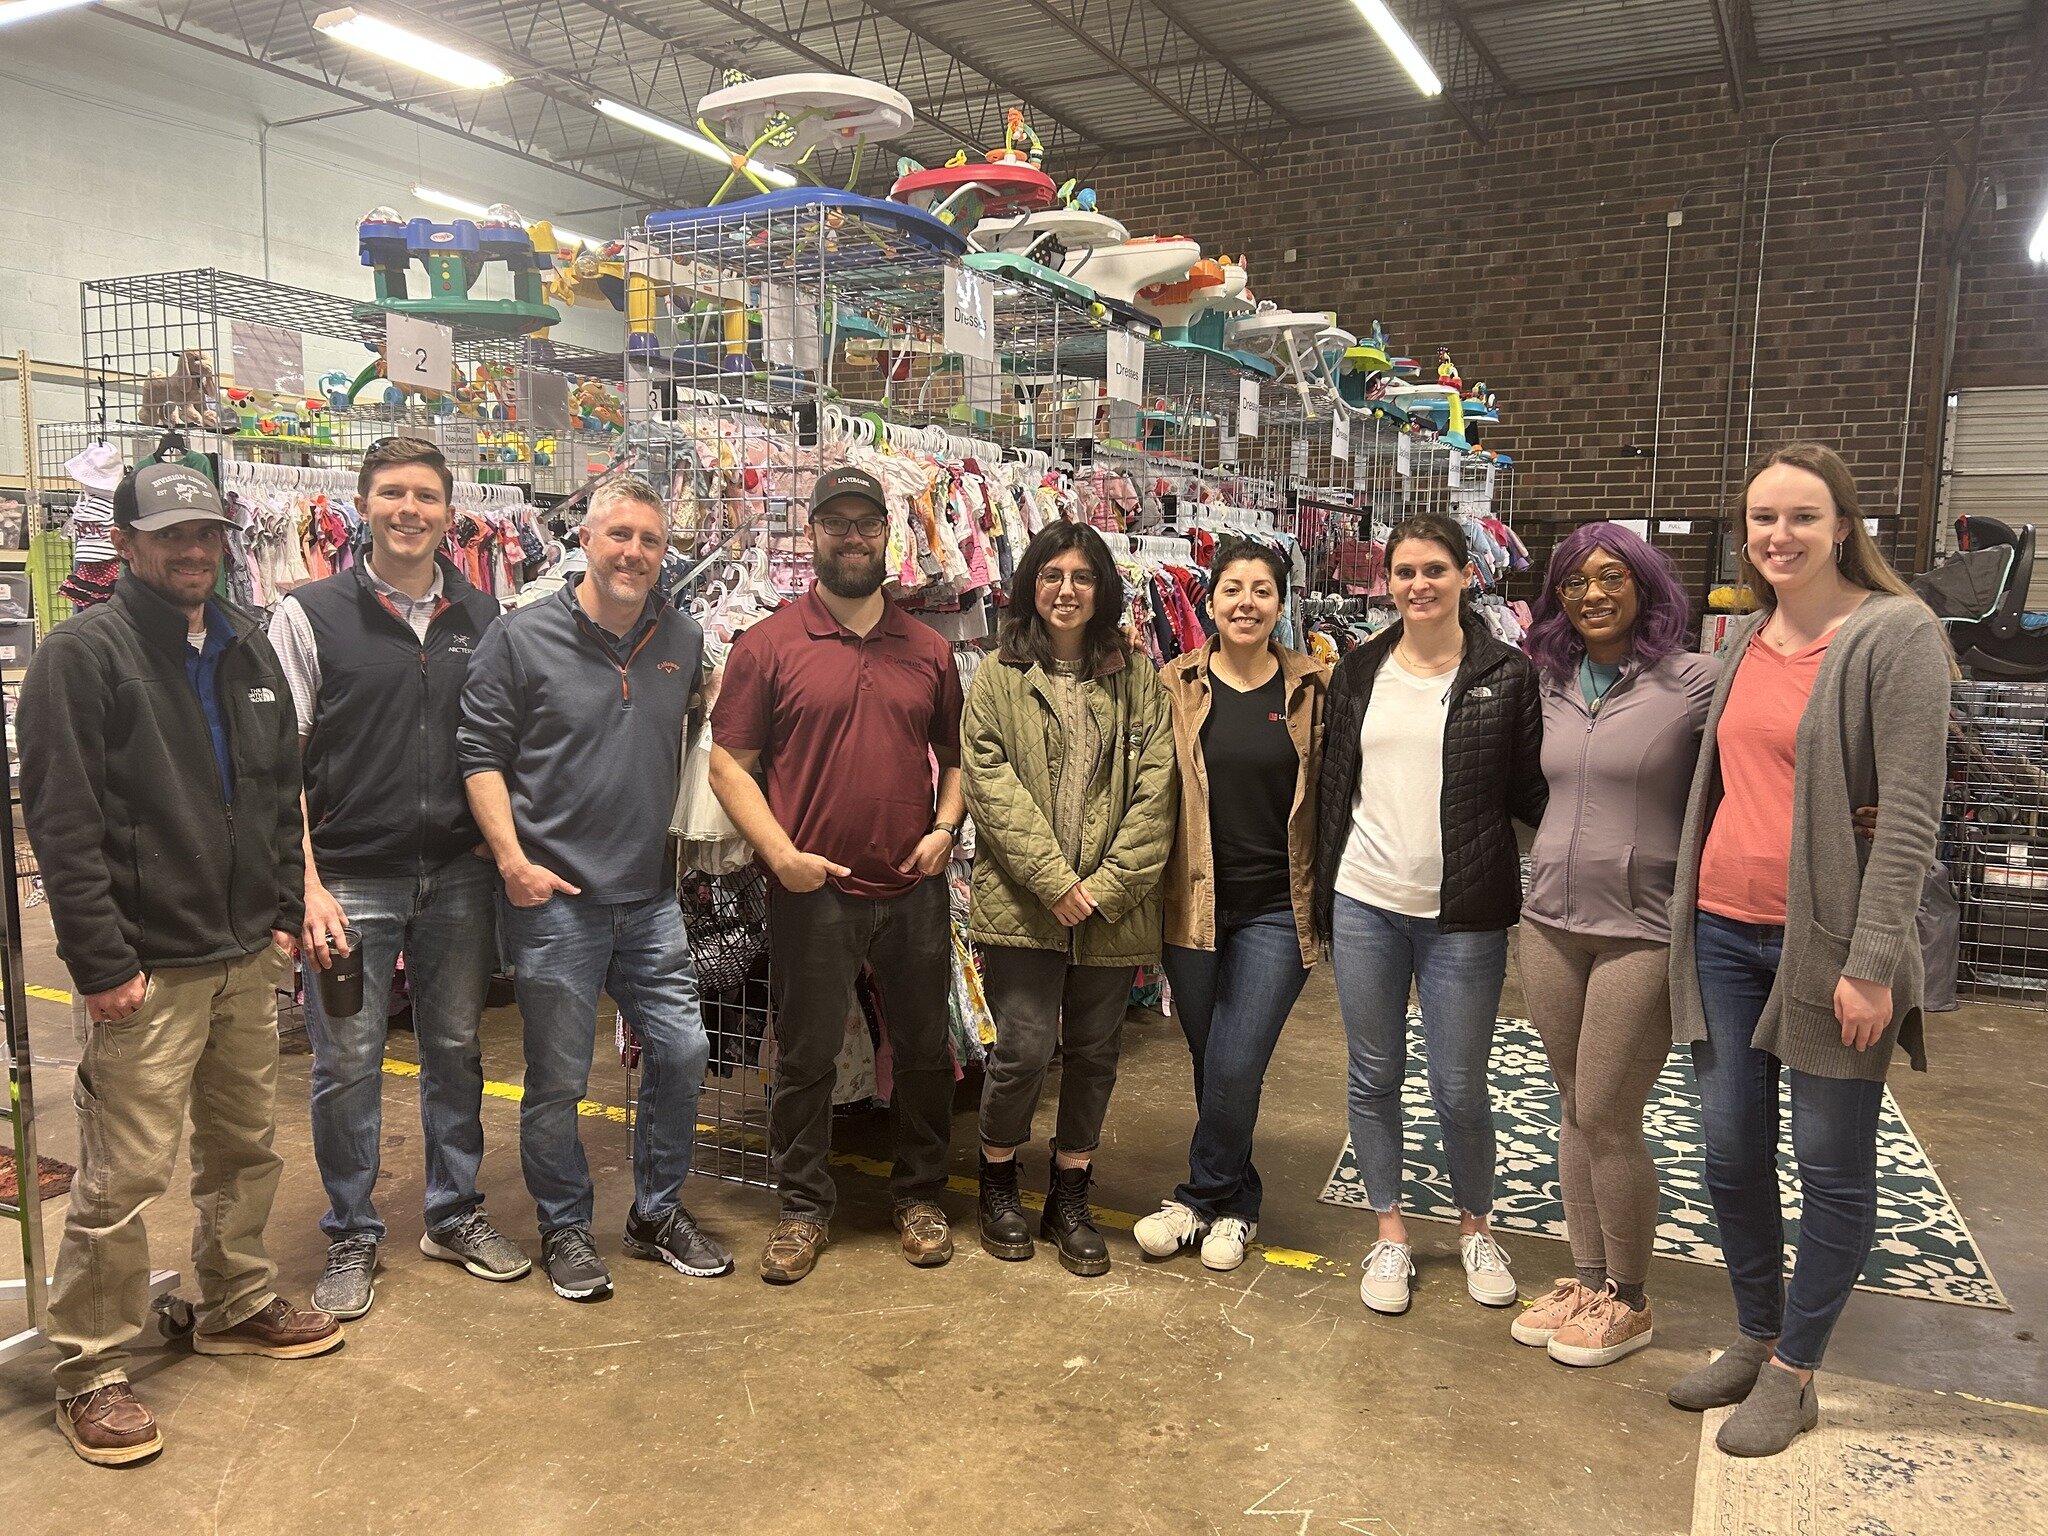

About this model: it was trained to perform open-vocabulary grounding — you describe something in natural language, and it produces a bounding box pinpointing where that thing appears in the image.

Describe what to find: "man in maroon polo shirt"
[709,467,966,1285]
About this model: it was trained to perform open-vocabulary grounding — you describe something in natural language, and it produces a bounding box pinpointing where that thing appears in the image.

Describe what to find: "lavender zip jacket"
[1522,649,1720,944]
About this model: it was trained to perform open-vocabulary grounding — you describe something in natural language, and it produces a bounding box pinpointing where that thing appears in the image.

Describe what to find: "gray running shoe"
[624,1205,735,1278]
[421,1210,532,1282]
[311,1236,378,1320]
[539,1226,612,1302]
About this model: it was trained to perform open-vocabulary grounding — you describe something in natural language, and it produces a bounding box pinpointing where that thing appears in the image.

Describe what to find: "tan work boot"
[893,1200,954,1268]
[192,1296,344,1359]
[758,1218,829,1285]
[57,1383,164,1466]
[1511,1277,1601,1347]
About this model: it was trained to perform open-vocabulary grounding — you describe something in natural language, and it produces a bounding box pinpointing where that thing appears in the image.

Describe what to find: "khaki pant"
[48,945,290,1398]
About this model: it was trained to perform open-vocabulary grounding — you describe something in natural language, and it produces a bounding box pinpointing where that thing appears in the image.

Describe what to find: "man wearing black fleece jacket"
[19,461,340,1468]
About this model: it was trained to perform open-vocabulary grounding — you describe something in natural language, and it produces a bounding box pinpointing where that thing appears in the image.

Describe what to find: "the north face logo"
[248,686,277,704]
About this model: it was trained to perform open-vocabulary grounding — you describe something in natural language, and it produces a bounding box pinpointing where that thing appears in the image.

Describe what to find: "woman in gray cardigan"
[1665,444,1953,1459]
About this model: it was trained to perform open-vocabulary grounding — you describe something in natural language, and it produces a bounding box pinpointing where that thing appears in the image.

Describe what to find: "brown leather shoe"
[894,1200,954,1268]
[58,1383,163,1466]
[758,1218,829,1285]
[192,1296,344,1359]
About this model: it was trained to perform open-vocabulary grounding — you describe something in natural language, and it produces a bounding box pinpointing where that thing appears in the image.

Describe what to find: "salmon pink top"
[1696,629,1832,926]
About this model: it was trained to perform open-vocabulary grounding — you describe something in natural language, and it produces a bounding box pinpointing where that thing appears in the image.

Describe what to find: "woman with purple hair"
[1510,522,1716,1369]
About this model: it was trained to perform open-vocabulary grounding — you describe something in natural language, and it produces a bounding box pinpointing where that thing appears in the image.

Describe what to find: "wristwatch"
[933,820,961,844]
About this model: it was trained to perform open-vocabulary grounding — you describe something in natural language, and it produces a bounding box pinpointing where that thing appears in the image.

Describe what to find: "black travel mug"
[316,923,364,1019]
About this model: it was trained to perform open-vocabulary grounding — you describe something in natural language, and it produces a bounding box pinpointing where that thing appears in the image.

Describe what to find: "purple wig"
[1526,521,1693,681]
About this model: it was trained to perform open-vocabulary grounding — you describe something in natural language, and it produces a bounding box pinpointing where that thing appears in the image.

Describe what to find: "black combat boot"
[978,1152,1034,1261]
[1041,1146,1110,1277]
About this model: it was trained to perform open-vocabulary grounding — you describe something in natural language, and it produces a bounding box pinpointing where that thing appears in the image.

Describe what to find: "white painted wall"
[0,12,635,477]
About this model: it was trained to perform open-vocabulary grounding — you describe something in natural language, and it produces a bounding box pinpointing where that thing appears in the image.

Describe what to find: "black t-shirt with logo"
[1201,668,1298,918]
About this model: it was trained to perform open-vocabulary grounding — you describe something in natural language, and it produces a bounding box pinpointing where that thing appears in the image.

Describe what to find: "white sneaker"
[1200,1217,1255,1272]
[1133,1200,1207,1258]
[1359,1239,1415,1314]
[1460,1231,1518,1307]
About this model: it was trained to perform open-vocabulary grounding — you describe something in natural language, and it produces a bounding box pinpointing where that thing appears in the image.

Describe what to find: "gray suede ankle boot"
[1715,1364,1819,1457]
[1668,1335,1774,1411]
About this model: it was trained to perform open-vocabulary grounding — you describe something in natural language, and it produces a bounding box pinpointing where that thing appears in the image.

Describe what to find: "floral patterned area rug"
[1317,1015,2009,1310]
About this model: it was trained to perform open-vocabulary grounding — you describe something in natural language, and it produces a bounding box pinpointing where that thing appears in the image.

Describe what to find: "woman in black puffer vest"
[1312,512,1546,1318]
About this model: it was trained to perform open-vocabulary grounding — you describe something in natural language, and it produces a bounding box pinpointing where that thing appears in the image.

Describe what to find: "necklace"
[1396,641,1462,677]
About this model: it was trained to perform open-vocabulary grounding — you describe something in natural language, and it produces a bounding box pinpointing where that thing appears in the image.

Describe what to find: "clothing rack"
[218,459,529,510]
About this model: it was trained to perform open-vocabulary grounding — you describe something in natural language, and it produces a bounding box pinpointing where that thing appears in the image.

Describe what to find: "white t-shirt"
[1335,652,1450,919]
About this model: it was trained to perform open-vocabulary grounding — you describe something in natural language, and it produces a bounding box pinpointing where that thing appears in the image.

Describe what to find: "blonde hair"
[1734,443,1917,608]
[584,475,667,531]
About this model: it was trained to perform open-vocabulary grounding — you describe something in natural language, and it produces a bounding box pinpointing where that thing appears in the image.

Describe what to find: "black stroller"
[1912,515,2048,681]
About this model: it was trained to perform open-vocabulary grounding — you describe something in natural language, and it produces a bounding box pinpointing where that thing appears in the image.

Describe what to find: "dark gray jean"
[767,878,954,1222]
[978,946,1135,1155]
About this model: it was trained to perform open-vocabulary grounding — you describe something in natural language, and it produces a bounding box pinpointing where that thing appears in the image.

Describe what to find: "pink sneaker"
[1510,1278,1600,1347]
[1549,1289,1655,1368]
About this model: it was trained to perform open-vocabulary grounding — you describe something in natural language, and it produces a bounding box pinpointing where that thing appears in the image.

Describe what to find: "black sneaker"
[539,1226,613,1301]
[623,1205,735,1278]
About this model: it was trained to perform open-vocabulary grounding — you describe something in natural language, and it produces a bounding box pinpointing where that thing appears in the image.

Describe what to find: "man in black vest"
[269,437,529,1322]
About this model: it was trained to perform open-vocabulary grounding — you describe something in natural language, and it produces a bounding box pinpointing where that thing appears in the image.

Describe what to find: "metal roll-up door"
[1939,386,2048,609]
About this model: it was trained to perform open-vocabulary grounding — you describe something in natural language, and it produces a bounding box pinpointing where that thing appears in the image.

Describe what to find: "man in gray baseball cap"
[19,456,340,1467]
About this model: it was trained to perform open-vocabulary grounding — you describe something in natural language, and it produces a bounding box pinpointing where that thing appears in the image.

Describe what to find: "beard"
[816,544,884,599]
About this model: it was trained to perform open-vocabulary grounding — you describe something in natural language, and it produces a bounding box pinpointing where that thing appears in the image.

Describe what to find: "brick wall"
[1088,34,2048,590]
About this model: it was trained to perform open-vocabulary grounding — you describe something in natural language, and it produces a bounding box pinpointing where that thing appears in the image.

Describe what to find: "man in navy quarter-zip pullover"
[22,460,340,1467]
[459,475,730,1304]
[270,437,530,1323]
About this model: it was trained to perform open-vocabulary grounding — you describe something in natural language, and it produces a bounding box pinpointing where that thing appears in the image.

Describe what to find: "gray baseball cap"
[113,462,234,532]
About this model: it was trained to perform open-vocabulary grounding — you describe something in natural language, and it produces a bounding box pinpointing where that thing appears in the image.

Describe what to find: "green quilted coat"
[961,650,1178,966]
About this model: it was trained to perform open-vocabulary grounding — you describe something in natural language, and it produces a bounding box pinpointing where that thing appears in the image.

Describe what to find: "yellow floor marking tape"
[21,976,1352,1278]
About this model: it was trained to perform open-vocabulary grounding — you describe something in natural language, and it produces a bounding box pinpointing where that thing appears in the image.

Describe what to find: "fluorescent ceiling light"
[1351,0,1443,97]
[592,97,798,188]
[314,8,512,90]
[0,0,95,26]
[412,186,600,248]
[2031,206,2048,265]
[412,185,490,219]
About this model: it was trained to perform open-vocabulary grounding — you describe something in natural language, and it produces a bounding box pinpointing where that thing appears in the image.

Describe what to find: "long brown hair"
[1734,443,1918,609]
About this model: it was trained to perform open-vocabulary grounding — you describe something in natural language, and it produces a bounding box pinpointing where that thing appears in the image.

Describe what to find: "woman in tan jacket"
[1134,540,1328,1272]
[961,521,1177,1277]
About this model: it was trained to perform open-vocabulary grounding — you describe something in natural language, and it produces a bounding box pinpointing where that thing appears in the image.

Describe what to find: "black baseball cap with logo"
[112,462,234,533]
[808,467,889,521]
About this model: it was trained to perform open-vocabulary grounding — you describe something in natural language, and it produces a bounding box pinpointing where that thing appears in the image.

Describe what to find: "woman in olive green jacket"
[961,521,1177,1277]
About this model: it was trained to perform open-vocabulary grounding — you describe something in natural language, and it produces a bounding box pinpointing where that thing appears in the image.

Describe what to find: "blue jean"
[1331,894,1507,1216]
[1691,910,1885,1371]
[501,891,710,1234]
[305,853,497,1242]
[1161,909,1312,1221]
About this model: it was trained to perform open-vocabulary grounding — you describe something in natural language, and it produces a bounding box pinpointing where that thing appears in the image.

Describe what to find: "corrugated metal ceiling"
[112,0,2032,206]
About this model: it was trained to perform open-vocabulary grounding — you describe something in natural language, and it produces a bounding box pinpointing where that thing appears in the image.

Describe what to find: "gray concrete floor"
[3,914,2044,1534]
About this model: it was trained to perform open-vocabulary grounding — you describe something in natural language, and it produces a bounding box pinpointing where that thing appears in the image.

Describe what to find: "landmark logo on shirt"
[1267,711,1284,723]
[247,686,277,704]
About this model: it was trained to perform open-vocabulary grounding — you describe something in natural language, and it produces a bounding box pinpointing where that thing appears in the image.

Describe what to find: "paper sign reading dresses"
[1396,431,1413,478]
[1238,378,1260,438]
[386,313,453,392]
[1290,437,1309,479]
[1219,424,1239,465]
[943,268,996,363]
[1331,409,1351,461]
[1448,451,1463,489]
[1106,329,1144,405]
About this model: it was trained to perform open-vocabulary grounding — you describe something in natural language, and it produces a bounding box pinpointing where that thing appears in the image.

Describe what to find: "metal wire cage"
[1943,681,2048,1008]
